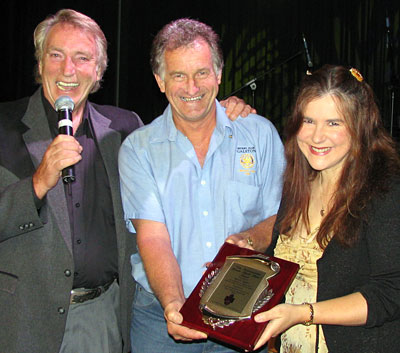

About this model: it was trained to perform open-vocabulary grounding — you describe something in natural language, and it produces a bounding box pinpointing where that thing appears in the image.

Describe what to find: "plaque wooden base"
[179,242,299,351]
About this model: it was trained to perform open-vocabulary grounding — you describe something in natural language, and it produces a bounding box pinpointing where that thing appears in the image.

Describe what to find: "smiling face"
[39,23,100,117]
[296,95,352,176]
[154,39,221,125]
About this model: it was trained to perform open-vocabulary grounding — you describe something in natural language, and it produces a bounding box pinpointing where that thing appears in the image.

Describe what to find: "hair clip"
[349,68,363,82]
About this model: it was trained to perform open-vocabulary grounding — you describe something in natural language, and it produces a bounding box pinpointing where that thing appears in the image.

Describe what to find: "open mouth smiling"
[311,146,331,153]
[56,81,79,90]
[181,94,204,102]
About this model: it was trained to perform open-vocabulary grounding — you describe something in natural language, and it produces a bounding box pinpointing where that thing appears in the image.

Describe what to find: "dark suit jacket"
[0,88,143,353]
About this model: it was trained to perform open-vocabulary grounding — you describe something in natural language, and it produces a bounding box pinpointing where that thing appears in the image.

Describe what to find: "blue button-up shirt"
[119,101,285,296]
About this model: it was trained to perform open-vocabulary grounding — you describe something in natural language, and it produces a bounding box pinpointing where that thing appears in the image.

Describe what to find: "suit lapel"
[21,89,73,254]
[88,103,126,265]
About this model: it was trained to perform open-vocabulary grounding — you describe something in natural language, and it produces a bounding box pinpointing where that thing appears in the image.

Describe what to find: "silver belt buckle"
[70,280,114,304]
[70,287,98,304]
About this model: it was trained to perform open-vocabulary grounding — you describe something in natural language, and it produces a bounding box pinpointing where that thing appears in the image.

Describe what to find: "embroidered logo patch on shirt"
[237,147,256,175]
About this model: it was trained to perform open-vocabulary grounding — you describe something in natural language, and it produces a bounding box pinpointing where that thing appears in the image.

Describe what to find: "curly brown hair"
[280,64,400,248]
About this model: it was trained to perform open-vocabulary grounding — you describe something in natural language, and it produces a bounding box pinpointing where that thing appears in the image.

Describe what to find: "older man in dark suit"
[0,9,142,353]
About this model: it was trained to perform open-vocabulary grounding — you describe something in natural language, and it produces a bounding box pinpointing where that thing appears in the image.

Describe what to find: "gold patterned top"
[274,227,329,353]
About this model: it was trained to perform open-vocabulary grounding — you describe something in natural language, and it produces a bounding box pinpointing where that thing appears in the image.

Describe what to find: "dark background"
[2,0,399,140]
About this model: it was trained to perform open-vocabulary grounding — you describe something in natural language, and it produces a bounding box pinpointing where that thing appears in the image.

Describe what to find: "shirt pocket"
[225,180,262,235]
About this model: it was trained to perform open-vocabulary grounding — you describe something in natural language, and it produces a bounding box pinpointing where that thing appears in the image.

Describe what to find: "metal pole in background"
[115,0,122,107]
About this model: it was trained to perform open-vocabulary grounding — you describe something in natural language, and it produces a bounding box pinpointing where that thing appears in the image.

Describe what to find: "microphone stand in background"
[384,11,399,139]
[223,51,302,108]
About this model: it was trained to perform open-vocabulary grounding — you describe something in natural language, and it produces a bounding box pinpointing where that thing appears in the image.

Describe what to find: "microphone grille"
[55,96,75,112]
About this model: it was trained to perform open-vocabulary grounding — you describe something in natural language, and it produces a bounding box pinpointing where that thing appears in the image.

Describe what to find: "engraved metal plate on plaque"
[199,255,280,329]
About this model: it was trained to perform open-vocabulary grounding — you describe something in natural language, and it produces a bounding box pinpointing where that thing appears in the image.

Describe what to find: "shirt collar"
[148,100,233,144]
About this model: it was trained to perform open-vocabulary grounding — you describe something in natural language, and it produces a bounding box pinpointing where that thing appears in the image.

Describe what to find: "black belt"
[70,279,115,304]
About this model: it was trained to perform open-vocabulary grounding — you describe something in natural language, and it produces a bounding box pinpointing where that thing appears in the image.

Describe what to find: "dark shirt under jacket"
[43,95,118,289]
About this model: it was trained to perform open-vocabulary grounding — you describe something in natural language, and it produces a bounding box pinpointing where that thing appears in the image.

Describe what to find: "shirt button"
[58,307,66,314]
[75,203,80,208]
[206,241,212,248]
[201,180,206,186]
[76,239,82,245]
[64,269,72,277]
[203,211,208,216]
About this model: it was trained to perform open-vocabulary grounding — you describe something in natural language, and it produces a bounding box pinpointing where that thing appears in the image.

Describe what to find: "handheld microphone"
[55,96,76,184]
[302,33,313,74]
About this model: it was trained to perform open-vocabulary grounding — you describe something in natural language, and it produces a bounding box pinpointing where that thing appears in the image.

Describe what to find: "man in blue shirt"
[119,18,285,353]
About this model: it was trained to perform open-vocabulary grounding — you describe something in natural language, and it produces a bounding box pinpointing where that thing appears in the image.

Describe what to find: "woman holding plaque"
[254,65,400,352]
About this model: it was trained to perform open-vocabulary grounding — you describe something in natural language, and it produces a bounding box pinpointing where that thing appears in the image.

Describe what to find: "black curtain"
[3,0,399,139]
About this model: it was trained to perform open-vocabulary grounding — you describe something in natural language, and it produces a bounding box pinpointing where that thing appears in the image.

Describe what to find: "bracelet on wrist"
[302,302,314,326]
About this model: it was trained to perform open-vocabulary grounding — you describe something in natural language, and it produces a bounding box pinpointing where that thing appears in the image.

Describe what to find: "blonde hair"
[33,9,108,93]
